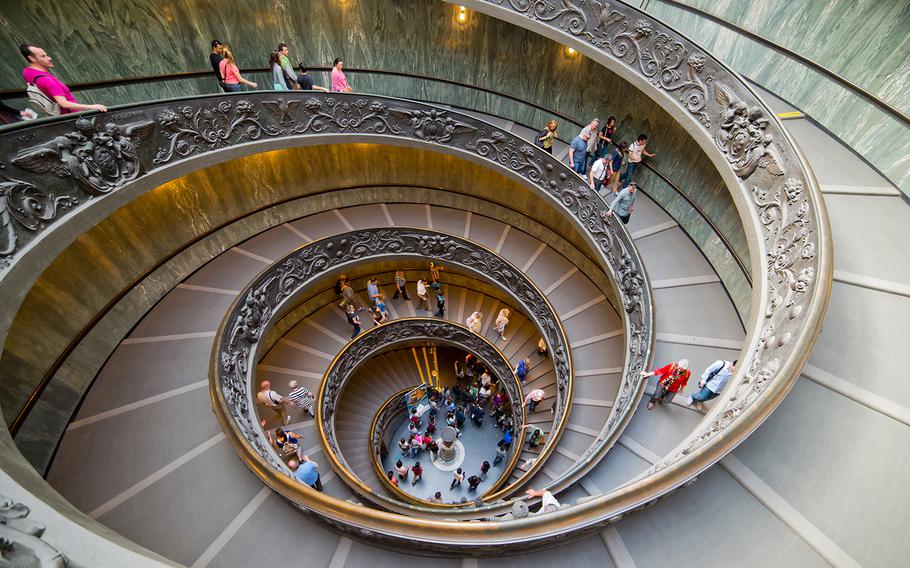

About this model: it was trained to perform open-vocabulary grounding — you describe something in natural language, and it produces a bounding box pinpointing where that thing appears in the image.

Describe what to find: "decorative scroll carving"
[0,169,77,266]
[389,108,477,143]
[714,83,784,178]
[216,228,573,486]
[13,117,153,196]
[0,495,66,567]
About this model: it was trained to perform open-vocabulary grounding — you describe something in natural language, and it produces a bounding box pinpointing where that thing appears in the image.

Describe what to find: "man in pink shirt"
[20,43,107,114]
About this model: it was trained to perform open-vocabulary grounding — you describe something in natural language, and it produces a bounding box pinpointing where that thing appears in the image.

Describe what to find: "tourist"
[426,438,439,458]
[445,397,457,413]
[588,153,612,194]
[398,437,410,457]
[409,462,423,486]
[257,380,290,425]
[494,308,510,341]
[597,116,617,159]
[388,470,398,486]
[409,407,421,428]
[409,435,422,457]
[480,460,491,481]
[367,277,382,304]
[426,415,437,435]
[621,134,656,186]
[514,358,530,384]
[340,277,363,311]
[465,354,477,379]
[525,488,560,513]
[371,305,387,326]
[346,304,361,339]
[537,337,548,357]
[536,119,558,154]
[210,40,225,91]
[580,118,600,167]
[331,57,352,92]
[273,428,301,453]
[688,360,737,409]
[640,359,691,411]
[467,475,481,492]
[524,388,546,412]
[501,428,514,450]
[416,279,429,311]
[296,64,329,92]
[492,392,504,409]
[219,45,257,92]
[435,288,446,318]
[493,441,507,466]
[269,51,288,90]
[276,43,298,89]
[290,456,323,492]
[395,460,409,480]
[446,412,456,427]
[479,369,492,387]
[287,380,316,418]
[454,359,465,382]
[466,311,482,333]
[478,384,491,405]
[606,182,638,225]
[455,405,466,429]
[393,270,410,300]
[20,43,107,115]
[567,130,590,175]
[610,141,629,194]
[526,427,543,448]
[470,404,485,426]
[430,491,443,503]
[450,468,464,490]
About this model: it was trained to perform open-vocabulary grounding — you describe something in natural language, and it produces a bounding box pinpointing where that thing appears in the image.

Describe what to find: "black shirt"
[296,73,316,90]
[210,53,224,79]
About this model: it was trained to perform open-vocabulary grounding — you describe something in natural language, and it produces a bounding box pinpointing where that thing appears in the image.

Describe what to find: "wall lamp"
[456,5,468,24]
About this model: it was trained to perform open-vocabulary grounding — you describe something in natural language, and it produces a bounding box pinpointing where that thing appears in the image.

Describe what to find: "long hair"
[221,45,236,65]
[268,51,281,68]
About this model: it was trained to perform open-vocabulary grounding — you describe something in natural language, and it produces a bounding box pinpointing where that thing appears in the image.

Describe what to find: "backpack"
[534,129,548,148]
[26,74,61,117]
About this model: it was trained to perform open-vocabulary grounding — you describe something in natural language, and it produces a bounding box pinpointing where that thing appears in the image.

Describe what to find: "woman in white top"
[466,311,482,333]
[494,308,510,340]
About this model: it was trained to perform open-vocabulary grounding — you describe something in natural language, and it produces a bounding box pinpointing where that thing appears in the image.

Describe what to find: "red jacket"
[651,363,690,393]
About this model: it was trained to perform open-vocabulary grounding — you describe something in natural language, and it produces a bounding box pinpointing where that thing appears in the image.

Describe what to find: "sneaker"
[685,396,694,406]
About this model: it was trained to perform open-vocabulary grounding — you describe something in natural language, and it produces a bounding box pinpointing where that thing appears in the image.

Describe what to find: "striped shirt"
[287,386,314,408]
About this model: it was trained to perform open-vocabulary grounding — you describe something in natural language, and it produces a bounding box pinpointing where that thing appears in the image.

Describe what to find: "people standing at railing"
[621,134,656,186]
[639,359,690,411]
[276,43,298,89]
[687,359,737,409]
[331,57,352,92]
[568,130,591,174]
[606,181,638,225]
[219,45,257,92]
[296,65,330,92]
[209,40,226,92]
[289,455,323,492]
[535,120,558,154]
[269,51,288,90]
[19,43,107,115]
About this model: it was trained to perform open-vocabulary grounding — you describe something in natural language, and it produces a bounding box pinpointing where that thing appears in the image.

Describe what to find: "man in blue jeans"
[687,359,737,409]
[621,134,656,186]
[567,131,591,175]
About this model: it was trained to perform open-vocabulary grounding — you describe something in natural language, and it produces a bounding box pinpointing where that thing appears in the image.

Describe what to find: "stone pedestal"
[439,426,458,461]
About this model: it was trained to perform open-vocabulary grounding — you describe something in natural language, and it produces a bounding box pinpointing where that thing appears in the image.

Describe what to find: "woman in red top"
[640,358,690,411]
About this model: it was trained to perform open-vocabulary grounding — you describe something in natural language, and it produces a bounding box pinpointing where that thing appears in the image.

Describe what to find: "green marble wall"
[646,0,910,193]
[0,0,748,277]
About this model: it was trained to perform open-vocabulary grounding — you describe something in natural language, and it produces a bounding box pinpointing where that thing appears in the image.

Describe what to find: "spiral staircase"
[1,1,907,567]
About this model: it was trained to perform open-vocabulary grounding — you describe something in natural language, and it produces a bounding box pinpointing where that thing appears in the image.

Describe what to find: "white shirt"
[257,389,282,408]
[701,360,734,393]
[416,281,427,298]
[540,491,560,513]
[495,313,509,330]
[590,158,609,181]
[627,141,645,163]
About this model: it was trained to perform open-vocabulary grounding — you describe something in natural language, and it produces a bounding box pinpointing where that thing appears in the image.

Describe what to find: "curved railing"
[0,0,830,554]
[460,0,831,493]
[213,227,583,518]
[325,320,524,507]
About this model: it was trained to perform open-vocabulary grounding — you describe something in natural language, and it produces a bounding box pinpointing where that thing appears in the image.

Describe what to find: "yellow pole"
[411,347,426,385]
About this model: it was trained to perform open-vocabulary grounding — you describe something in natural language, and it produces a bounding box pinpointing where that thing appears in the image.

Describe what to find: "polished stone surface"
[647,0,910,193]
